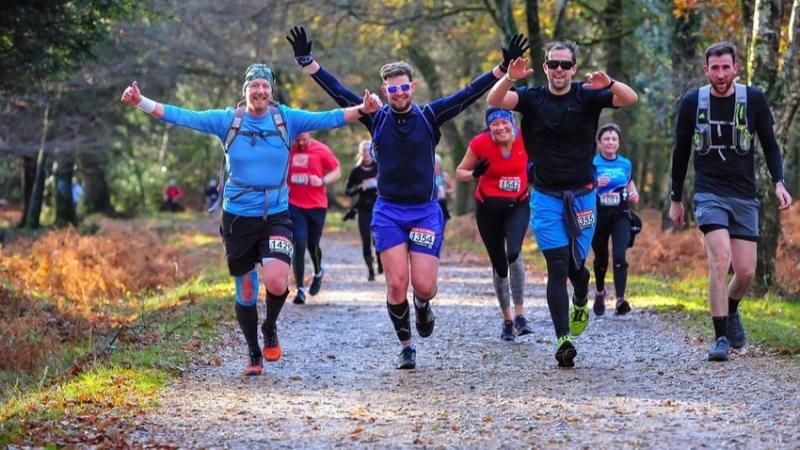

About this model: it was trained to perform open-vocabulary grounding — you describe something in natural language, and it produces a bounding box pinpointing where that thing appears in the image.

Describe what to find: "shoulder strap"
[415,104,436,142]
[224,101,247,153]
[734,83,747,127]
[696,85,710,125]
[269,102,290,151]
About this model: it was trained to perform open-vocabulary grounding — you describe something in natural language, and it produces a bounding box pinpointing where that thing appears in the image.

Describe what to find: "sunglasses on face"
[545,60,575,70]
[386,83,412,94]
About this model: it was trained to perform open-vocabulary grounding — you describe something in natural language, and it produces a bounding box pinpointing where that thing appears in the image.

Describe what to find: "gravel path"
[129,231,800,449]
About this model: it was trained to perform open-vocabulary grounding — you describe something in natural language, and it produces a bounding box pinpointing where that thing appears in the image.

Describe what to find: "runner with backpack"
[286,26,527,369]
[120,64,381,376]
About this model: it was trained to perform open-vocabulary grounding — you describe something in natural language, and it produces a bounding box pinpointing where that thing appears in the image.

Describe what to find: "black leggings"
[289,206,326,288]
[592,210,630,298]
[357,207,381,273]
[475,200,529,277]
[542,246,590,338]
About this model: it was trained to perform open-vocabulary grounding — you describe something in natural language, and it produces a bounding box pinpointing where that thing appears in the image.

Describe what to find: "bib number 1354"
[409,227,436,248]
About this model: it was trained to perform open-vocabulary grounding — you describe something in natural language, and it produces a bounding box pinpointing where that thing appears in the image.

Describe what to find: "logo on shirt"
[292,154,309,168]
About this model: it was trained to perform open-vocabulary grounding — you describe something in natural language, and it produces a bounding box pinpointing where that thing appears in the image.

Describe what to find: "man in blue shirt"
[121,64,381,376]
[286,26,528,369]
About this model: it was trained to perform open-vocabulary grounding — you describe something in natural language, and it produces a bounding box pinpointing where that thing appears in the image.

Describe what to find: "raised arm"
[583,72,638,107]
[430,34,529,124]
[121,81,165,119]
[487,58,533,110]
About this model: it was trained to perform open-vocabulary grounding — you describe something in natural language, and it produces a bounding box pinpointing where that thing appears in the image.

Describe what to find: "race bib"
[498,177,521,192]
[409,227,436,249]
[576,210,595,229]
[290,174,308,185]
[364,177,378,189]
[599,192,621,206]
[268,236,294,258]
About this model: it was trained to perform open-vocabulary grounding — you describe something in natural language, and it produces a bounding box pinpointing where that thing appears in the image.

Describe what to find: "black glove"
[472,159,490,178]
[286,26,314,67]
[499,33,530,72]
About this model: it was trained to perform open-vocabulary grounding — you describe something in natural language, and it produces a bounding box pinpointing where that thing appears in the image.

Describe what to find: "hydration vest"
[692,83,753,159]
[209,101,291,220]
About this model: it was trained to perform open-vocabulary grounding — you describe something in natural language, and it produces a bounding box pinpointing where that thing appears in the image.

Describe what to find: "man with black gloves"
[286,26,528,369]
[488,40,638,368]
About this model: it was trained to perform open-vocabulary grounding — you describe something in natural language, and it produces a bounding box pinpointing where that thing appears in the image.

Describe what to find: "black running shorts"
[220,210,293,276]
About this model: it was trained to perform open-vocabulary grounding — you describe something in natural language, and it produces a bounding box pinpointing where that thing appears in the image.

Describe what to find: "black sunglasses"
[545,60,575,70]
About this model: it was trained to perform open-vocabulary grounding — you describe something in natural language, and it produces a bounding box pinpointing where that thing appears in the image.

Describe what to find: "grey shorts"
[694,192,759,241]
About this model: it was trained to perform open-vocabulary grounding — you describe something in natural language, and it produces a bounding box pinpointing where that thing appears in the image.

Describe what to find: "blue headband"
[485,109,514,128]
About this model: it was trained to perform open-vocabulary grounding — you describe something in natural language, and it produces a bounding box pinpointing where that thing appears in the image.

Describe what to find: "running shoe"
[615,297,631,316]
[727,312,746,349]
[555,335,577,368]
[292,287,306,305]
[396,346,416,370]
[309,269,324,295]
[368,269,375,282]
[243,352,263,376]
[593,288,607,316]
[514,315,533,336]
[708,336,730,362]
[414,299,436,338]
[262,324,282,362]
[500,320,515,341]
[569,302,589,336]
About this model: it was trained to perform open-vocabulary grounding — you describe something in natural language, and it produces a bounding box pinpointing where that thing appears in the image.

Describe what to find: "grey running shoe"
[514,315,533,336]
[708,336,731,362]
[396,346,416,370]
[292,287,306,305]
[500,320,515,341]
[727,312,746,349]
[593,288,607,316]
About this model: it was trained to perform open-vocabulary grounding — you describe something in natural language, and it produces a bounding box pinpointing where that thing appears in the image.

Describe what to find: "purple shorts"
[371,198,444,257]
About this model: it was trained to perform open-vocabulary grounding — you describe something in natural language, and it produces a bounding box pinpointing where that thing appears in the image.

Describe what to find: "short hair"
[544,40,579,63]
[380,61,414,81]
[704,41,737,64]
[597,123,622,141]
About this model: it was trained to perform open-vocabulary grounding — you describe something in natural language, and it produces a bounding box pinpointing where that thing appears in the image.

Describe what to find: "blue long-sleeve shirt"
[162,104,345,217]
[311,66,499,204]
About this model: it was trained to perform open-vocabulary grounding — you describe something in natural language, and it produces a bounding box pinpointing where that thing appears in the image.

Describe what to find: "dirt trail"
[129,231,800,449]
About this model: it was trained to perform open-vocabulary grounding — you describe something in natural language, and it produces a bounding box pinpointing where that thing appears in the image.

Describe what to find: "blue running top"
[162,104,345,217]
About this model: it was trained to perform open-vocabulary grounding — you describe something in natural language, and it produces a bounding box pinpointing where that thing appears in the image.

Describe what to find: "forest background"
[1,0,799,295]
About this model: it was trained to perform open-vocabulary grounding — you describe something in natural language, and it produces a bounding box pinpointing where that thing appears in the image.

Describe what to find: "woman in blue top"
[591,123,640,316]
[121,64,381,376]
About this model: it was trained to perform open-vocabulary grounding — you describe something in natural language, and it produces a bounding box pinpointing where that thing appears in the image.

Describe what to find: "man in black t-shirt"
[670,42,792,362]
[488,40,638,367]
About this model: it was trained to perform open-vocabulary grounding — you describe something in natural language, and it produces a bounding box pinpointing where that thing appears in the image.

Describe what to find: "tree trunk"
[23,103,51,229]
[525,0,546,85]
[53,155,77,227]
[18,156,36,228]
[79,151,115,215]
[747,0,794,294]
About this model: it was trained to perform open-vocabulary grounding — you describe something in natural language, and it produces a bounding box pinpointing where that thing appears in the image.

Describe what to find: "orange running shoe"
[243,352,263,376]
[262,325,282,361]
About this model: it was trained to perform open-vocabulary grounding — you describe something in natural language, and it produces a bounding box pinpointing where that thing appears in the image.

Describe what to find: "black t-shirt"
[513,82,615,190]
[345,162,379,211]
[671,86,784,200]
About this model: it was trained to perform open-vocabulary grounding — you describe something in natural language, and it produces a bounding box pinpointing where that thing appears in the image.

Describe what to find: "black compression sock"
[264,289,289,331]
[235,303,260,354]
[729,297,741,314]
[712,316,728,340]
[387,300,411,342]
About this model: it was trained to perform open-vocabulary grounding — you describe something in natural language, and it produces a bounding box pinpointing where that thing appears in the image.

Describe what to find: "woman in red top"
[456,108,532,341]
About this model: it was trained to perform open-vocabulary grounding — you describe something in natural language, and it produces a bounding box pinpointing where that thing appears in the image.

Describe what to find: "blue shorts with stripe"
[371,198,444,257]
[530,189,596,260]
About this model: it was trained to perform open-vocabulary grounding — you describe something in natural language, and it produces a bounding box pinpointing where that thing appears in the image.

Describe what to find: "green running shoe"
[555,335,577,368]
[569,303,589,336]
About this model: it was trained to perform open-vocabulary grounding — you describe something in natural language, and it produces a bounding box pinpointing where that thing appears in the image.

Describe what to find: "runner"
[591,123,640,316]
[434,154,455,224]
[287,132,341,304]
[455,108,533,341]
[488,40,638,367]
[287,25,528,369]
[344,139,383,281]
[120,64,381,375]
[669,41,792,361]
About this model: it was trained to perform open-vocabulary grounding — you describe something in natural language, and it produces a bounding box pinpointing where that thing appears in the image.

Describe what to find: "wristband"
[357,108,367,117]
[604,79,616,90]
[136,96,157,114]
[503,73,517,84]
[295,55,314,67]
